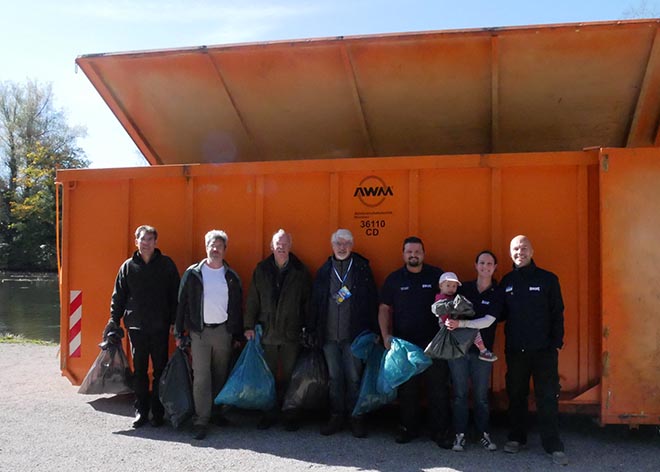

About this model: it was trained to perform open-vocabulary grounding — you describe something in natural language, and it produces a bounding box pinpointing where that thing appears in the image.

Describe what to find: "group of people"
[105,225,568,466]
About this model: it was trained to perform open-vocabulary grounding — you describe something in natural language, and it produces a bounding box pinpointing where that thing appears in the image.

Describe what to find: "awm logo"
[354,175,393,207]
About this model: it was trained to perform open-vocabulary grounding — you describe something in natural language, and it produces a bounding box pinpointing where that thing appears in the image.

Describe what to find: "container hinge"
[601,154,609,172]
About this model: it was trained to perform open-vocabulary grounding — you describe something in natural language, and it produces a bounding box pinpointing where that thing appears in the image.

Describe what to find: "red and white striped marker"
[69,290,82,358]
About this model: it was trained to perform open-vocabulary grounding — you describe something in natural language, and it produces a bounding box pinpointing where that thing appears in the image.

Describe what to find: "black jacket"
[308,252,379,345]
[175,260,243,338]
[245,253,312,344]
[110,249,180,334]
[458,280,503,352]
[500,259,564,352]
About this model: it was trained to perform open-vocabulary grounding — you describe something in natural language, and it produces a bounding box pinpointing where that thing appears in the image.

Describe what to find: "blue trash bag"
[214,325,276,411]
[351,331,397,417]
[377,336,432,394]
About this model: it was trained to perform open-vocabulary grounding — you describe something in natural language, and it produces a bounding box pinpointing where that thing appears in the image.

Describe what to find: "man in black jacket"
[309,229,378,438]
[104,225,180,429]
[175,230,243,440]
[501,235,568,466]
[244,229,312,431]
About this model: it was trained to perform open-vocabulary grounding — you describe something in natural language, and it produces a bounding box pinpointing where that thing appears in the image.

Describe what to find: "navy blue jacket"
[308,252,379,344]
[380,263,443,349]
[458,280,503,352]
[500,260,564,352]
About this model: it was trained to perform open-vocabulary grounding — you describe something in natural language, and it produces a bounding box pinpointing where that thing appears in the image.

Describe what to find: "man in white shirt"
[175,230,244,440]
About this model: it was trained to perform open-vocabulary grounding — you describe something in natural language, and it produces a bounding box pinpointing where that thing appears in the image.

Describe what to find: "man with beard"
[378,236,452,448]
[308,229,378,437]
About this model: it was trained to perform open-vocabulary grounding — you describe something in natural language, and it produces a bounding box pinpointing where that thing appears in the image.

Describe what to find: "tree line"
[0,80,89,271]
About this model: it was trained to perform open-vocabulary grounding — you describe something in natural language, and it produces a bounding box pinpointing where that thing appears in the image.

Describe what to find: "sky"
[1,0,657,169]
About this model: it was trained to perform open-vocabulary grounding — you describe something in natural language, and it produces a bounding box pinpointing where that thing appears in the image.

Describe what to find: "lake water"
[0,272,60,342]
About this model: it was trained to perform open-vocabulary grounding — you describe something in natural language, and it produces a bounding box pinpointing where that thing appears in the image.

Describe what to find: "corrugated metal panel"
[75,19,660,166]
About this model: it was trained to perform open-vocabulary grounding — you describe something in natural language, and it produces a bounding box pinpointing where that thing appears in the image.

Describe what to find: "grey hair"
[205,229,228,247]
[331,229,354,245]
[270,229,291,249]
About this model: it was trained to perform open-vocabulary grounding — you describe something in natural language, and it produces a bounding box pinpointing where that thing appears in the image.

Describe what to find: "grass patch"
[0,333,57,346]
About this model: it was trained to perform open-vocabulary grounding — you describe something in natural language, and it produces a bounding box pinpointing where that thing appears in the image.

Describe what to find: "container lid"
[76,19,660,166]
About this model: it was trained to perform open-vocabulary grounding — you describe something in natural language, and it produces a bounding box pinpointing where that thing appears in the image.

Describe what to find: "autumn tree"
[0,80,89,270]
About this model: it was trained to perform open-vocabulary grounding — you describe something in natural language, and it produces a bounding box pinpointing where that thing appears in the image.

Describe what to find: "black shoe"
[350,416,367,438]
[395,426,418,444]
[283,418,300,432]
[211,413,230,427]
[150,416,164,427]
[132,412,149,429]
[257,416,276,430]
[433,432,453,450]
[320,414,344,436]
[192,424,208,440]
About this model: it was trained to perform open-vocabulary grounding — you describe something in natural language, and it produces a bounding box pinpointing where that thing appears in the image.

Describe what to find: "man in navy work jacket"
[501,234,568,466]
[378,236,452,448]
[105,225,180,429]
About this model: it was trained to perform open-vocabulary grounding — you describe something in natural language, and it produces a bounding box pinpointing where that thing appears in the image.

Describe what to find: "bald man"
[500,235,567,466]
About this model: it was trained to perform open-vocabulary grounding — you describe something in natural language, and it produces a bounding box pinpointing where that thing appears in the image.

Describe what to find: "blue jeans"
[448,350,493,435]
[323,341,363,415]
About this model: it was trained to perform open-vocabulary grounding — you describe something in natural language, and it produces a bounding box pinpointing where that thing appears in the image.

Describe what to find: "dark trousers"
[505,348,564,453]
[128,329,169,419]
[263,342,300,416]
[398,359,451,435]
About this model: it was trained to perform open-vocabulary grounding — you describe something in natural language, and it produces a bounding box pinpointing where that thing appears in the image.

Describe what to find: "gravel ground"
[1,343,658,472]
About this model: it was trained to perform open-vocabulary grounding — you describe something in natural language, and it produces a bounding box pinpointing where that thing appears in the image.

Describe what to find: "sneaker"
[480,432,497,451]
[503,440,524,453]
[132,411,149,429]
[320,414,343,436]
[478,350,498,362]
[452,433,466,452]
[551,451,569,466]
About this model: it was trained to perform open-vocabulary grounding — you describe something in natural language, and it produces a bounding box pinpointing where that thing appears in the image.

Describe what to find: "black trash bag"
[159,347,194,429]
[78,338,133,395]
[431,294,476,320]
[282,348,329,411]
[424,325,477,360]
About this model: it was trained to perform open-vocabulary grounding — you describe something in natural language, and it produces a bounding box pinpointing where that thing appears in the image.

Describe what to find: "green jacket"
[245,252,312,345]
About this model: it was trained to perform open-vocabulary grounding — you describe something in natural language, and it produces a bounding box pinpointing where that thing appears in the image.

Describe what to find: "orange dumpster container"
[59,19,660,427]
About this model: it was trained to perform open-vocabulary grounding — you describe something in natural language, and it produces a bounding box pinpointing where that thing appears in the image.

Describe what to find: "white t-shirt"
[201,263,229,324]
